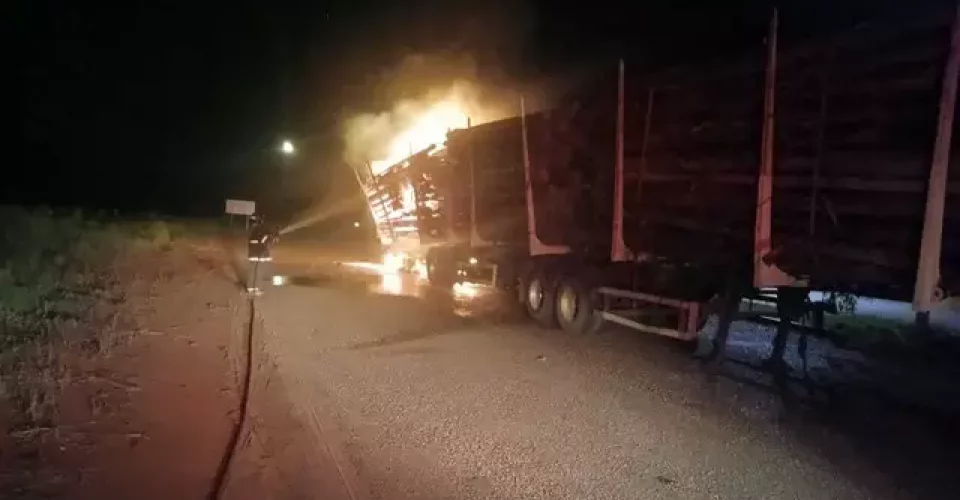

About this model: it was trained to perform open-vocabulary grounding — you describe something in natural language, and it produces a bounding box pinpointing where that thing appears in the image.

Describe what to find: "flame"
[401,182,416,212]
[383,250,407,273]
[381,272,404,295]
[370,98,469,175]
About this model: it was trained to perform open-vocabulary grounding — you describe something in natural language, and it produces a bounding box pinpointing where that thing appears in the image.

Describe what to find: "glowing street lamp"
[279,139,296,156]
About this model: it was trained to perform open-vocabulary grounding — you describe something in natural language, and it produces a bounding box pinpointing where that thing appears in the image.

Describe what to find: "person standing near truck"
[247,216,278,262]
[247,216,279,292]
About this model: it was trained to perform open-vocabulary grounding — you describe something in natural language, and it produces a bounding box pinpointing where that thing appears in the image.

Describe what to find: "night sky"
[12,0,951,222]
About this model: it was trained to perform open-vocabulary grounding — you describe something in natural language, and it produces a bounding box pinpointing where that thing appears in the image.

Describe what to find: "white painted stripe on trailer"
[596,287,697,310]
[599,310,690,340]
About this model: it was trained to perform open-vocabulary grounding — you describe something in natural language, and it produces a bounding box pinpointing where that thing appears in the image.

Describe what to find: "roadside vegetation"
[0,206,216,494]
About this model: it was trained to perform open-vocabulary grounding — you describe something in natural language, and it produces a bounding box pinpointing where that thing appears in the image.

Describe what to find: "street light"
[279,139,296,156]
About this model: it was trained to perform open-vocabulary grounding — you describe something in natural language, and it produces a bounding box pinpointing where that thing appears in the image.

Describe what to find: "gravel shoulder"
[221,310,358,500]
[254,262,959,500]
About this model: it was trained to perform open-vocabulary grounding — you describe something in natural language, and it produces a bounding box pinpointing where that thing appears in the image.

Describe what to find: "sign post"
[225,199,256,216]
[225,199,256,235]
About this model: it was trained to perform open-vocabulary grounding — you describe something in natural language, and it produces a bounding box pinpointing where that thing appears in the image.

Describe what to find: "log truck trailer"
[356,6,960,353]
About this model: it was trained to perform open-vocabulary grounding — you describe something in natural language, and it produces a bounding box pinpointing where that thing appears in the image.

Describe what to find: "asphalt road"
[248,241,958,500]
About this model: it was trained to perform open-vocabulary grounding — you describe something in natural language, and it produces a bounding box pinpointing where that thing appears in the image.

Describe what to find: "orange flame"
[369,98,468,175]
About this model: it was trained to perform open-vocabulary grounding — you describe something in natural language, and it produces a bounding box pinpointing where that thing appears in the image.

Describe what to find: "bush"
[0,208,117,338]
[0,208,214,374]
[825,291,858,315]
[144,220,171,248]
[0,207,126,429]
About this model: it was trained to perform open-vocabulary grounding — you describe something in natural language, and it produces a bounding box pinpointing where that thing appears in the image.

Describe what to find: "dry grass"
[0,206,220,496]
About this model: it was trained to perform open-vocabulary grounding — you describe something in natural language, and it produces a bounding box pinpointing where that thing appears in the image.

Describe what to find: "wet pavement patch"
[288,275,334,287]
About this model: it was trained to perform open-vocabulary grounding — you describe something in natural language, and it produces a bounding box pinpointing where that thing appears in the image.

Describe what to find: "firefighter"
[246,216,279,292]
[247,216,277,263]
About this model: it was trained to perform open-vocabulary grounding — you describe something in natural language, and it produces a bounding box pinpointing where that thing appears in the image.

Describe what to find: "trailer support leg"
[766,320,792,390]
[765,287,808,391]
[703,288,741,370]
[798,331,809,386]
[767,321,790,366]
[914,311,932,337]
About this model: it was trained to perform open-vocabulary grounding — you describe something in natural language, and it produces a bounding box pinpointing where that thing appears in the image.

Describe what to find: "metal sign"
[225,199,256,216]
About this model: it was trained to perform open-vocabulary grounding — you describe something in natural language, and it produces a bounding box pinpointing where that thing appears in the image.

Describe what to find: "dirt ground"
[218,239,358,500]
[4,236,957,499]
[219,316,358,500]
[254,246,960,500]
[0,241,257,499]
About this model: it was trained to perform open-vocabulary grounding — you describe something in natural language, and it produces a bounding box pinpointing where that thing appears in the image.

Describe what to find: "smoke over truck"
[355,6,959,363]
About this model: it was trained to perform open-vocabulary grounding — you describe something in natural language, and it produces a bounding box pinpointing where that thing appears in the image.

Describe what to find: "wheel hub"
[558,285,579,323]
[527,278,544,311]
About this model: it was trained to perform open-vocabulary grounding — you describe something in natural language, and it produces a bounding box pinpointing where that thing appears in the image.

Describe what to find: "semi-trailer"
[356,6,959,368]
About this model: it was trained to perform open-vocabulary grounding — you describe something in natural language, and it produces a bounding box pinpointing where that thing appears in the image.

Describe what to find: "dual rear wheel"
[522,268,597,334]
[521,267,709,352]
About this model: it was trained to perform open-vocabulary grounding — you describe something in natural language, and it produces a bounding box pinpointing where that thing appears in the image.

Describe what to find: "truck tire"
[555,275,599,335]
[524,267,558,328]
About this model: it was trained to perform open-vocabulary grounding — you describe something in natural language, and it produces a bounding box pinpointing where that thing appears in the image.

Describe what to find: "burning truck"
[352,145,449,277]
[353,5,959,366]
[349,93,481,277]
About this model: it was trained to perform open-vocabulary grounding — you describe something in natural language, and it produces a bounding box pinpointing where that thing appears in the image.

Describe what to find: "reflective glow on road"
[413,259,428,281]
[382,251,407,273]
[338,259,493,308]
[453,281,484,299]
[341,261,383,272]
[339,259,424,296]
[380,271,404,295]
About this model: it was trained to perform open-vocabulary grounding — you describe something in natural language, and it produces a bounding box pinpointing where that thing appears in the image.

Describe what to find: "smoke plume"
[341,53,521,168]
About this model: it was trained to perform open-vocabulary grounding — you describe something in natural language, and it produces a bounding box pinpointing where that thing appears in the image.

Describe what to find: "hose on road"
[207,259,258,500]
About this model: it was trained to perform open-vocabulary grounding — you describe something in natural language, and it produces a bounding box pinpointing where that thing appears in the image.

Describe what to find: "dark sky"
[11,0,952,219]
